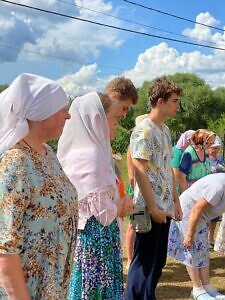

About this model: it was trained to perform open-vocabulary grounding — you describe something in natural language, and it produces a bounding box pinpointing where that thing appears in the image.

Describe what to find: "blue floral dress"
[0,144,78,299]
[68,216,123,300]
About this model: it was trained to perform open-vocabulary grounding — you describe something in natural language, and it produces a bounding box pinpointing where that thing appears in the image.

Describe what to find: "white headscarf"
[0,73,68,155]
[57,92,117,200]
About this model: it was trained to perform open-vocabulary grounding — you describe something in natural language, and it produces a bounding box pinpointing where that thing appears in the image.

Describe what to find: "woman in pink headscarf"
[171,130,195,193]
[57,92,134,300]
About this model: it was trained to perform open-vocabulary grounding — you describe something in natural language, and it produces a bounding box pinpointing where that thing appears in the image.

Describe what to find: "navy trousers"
[125,218,171,300]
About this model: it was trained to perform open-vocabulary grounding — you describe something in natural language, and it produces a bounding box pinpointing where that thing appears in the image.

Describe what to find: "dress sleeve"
[0,150,31,254]
[171,147,182,168]
[86,185,118,227]
[179,152,192,174]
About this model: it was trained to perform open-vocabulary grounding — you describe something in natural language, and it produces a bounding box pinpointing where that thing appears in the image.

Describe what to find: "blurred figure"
[57,92,134,300]
[214,213,225,254]
[208,135,225,173]
[125,114,148,269]
[208,136,225,248]
[0,73,78,299]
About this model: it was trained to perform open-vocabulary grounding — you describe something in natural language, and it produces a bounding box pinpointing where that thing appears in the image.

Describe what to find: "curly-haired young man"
[125,76,183,300]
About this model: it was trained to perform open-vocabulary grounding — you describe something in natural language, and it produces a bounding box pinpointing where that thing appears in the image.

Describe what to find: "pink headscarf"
[176,130,195,149]
[57,92,117,201]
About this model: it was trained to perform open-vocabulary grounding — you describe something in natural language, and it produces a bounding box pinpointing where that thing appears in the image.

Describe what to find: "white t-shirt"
[180,173,225,221]
[130,118,174,214]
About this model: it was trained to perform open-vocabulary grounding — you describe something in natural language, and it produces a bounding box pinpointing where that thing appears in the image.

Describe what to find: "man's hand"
[150,207,167,223]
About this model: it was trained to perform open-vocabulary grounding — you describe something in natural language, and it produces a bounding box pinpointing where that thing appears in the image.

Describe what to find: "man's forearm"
[0,254,30,300]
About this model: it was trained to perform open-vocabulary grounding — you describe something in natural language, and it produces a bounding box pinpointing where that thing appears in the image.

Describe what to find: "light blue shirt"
[180,173,225,221]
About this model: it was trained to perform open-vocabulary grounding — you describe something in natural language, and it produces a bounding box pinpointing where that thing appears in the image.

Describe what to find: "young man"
[125,76,183,300]
[104,76,138,119]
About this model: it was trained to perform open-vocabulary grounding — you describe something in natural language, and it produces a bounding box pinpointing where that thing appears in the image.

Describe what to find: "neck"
[149,109,165,128]
[21,136,47,156]
[209,154,217,159]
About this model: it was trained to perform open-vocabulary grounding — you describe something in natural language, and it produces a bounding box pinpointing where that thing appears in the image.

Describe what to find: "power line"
[0,43,127,71]
[1,0,225,52]
[0,42,163,78]
[55,0,225,49]
[123,0,225,33]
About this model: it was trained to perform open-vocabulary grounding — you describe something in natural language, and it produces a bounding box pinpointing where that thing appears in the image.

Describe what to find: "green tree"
[0,84,8,93]
[165,73,225,134]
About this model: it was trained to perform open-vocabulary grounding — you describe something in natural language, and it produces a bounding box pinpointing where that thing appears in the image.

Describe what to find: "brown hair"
[105,76,138,104]
[98,92,112,113]
[148,76,182,107]
[192,129,216,147]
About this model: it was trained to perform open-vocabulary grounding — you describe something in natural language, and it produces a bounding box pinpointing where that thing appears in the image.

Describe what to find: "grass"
[122,221,225,300]
[118,153,225,299]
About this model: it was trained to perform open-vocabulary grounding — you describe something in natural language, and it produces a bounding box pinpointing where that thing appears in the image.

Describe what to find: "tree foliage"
[2,73,225,154]
[112,73,225,152]
[0,84,8,93]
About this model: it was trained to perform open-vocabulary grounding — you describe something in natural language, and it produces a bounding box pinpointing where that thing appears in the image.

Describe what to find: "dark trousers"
[125,218,171,300]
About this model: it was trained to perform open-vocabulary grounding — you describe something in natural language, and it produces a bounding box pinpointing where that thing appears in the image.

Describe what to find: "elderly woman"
[0,73,78,299]
[179,129,216,193]
[57,92,134,300]
[168,173,225,300]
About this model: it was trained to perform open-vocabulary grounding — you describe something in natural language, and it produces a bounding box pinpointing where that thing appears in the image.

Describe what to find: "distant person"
[208,136,225,248]
[0,73,78,299]
[208,135,225,173]
[168,173,225,300]
[57,92,134,300]
[125,76,182,300]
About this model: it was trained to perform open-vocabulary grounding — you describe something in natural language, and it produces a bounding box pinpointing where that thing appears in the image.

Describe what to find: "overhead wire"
[123,0,225,33]
[55,0,225,49]
[1,0,225,52]
[0,43,127,72]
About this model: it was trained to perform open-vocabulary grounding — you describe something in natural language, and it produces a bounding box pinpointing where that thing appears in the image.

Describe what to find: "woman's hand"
[174,197,183,221]
[118,195,135,218]
[183,234,194,249]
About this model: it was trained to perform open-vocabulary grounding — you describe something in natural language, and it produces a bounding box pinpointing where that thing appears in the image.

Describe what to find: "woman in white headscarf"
[0,73,78,300]
[57,92,134,300]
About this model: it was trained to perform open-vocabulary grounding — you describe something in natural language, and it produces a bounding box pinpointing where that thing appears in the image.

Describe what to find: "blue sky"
[1,0,225,95]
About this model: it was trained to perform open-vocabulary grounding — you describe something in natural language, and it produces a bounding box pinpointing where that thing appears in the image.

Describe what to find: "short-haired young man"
[125,76,183,300]
[105,76,138,119]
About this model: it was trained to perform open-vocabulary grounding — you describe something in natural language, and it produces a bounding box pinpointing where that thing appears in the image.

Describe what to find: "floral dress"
[0,144,78,299]
[67,186,123,300]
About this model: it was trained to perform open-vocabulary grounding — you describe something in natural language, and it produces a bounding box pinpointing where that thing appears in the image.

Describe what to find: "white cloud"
[183,12,225,50]
[59,64,101,95]
[58,41,225,95]
[123,42,225,88]
[0,0,123,63]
